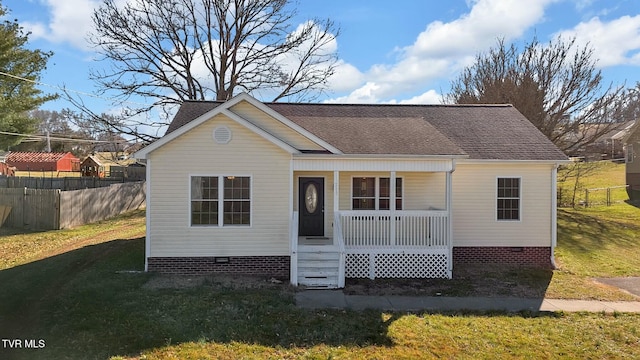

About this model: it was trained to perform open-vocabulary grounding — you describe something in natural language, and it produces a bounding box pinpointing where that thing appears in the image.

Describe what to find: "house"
[0,151,15,176]
[81,152,145,179]
[623,121,640,201]
[6,152,80,172]
[135,93,568,288]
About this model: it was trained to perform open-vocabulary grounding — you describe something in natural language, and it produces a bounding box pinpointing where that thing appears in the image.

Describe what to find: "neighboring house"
[564,121,635,161]
[6,152,80,172]
[135,93,568,288]
[81,152,145,179]
[0,151,15,176]
[623,121,640,201]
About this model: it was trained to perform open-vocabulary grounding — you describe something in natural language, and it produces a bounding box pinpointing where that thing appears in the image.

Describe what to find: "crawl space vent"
[213,126,232,144]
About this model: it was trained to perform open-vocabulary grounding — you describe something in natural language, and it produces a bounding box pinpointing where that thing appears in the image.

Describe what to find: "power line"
[0,130,126,144]
[0,70,150,107]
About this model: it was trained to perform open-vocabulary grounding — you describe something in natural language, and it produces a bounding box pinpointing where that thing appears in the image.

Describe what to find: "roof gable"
[136,93,340,158]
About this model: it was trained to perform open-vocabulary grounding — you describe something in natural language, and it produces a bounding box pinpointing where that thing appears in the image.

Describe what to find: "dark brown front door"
[299,177,324,236]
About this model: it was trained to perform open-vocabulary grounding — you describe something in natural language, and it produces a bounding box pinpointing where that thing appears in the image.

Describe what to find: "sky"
[4,0,640,120]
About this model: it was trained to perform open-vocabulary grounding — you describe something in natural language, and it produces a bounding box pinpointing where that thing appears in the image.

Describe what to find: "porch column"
[390,171,396,246]
[446,167,454,278]
[333,171,339,212]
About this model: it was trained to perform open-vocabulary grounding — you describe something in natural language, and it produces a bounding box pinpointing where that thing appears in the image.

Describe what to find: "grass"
[1,161,640,358]
[558,161,628,206]
[0,215,638,359]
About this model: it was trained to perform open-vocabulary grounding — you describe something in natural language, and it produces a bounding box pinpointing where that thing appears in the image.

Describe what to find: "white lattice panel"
[375,253,449,278]
[346,252,450,279]
[346,253,370,278]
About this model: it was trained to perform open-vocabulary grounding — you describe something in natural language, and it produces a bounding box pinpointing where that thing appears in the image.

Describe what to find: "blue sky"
[4,0,640,117]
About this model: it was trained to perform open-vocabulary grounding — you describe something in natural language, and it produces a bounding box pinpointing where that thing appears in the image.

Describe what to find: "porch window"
[191,176,251,226]
[497,177,520,221]
[352,177,403,210]
[379,177,403,210]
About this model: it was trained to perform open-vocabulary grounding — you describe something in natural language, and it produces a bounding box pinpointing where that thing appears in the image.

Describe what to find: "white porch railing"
[339,210,449,249]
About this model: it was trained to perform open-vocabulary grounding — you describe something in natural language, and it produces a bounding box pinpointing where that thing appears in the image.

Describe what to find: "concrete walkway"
[295,290,640,313]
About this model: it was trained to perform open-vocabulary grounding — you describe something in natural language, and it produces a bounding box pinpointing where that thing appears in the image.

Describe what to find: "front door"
[299,177,324,236]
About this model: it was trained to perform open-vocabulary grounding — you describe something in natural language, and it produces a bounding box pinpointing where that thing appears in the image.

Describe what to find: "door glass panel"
[305,183,318,213]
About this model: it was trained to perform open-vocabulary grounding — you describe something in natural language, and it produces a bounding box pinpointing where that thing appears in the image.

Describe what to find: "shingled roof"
[6,152,75,163]
[164,100,567,161]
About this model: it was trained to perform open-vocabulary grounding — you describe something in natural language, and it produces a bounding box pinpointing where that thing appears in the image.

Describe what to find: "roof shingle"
[165,100,567,161]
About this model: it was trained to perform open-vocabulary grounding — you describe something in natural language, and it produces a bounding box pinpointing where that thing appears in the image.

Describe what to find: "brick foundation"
[147,256,290,278]
[453,246,552,268]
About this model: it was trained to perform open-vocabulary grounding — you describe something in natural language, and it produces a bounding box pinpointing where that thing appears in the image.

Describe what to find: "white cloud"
[22,0,98,50]
[554,15,640,67]
[394,90,443,105]
[326,0,557,103]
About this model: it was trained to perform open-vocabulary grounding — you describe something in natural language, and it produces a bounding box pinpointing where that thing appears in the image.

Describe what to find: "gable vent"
[213,126,232,144]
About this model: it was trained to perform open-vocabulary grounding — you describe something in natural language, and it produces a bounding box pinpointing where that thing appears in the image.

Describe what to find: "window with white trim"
[497,177,520,221]
[191,176,250,226]
[352,177,403,210]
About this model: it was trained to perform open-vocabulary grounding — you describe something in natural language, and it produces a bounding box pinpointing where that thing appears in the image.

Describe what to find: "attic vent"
[213,126,232,144]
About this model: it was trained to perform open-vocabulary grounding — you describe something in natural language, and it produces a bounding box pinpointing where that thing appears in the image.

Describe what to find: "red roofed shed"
[6,152,81,172]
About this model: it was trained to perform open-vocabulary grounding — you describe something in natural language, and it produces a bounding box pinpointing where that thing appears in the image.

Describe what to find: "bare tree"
[446,37,626,154]
[81,0,339,143]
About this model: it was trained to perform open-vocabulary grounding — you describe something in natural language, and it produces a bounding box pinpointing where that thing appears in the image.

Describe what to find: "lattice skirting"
[346,251,450,279]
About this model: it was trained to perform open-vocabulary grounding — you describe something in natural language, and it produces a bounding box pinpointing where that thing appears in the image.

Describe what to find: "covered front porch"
[289,157,456,288]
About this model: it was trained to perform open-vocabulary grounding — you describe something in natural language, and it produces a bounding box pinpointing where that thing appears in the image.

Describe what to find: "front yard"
[1,161,639,359]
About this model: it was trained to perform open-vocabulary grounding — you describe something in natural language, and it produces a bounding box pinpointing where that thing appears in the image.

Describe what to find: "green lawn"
[1,162,640,358]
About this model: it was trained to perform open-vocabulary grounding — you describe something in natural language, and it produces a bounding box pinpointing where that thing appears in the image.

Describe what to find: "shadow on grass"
[0,237,558,360]
[557,209,638,253]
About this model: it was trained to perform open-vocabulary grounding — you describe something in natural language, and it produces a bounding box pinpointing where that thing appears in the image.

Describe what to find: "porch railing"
[339,210,449,249]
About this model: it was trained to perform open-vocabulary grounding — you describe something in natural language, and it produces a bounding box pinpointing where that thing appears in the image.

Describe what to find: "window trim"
[627,144,634,163]
[496,176,522,222]
[350,175,404,211]
[189,174,252,227]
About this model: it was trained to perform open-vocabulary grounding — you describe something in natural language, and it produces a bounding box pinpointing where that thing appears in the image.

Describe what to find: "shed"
[6,152,80,172]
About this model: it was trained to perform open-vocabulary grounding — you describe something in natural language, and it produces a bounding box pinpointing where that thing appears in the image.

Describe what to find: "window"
[627,144,634,163]
[352,177,403,210]
[191,176,250,226]
[497,177,520,221]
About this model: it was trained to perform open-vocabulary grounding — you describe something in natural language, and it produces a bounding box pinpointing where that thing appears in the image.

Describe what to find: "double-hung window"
[352,177,403,210]
[497,177,520,221]
[191,176,251,226]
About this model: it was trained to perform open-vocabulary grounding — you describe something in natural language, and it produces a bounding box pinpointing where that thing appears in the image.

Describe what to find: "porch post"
[333,170,339,238]
[446,163,454,279]
[390,171,396,246]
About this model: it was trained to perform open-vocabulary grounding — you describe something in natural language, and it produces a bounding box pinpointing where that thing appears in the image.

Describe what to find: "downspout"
[144,157,151,272]
[550,164,559,269]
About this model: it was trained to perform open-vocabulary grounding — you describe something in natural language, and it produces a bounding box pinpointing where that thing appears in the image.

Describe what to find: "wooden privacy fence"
[0,181,145,230]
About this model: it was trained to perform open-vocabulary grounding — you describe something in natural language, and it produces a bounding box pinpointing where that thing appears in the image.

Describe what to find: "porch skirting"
[147,256,290,277]
[453,246,552,268]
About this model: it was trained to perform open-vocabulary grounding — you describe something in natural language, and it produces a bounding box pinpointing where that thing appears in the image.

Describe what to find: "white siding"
[452,162,554,247]
[230,102,325,151]
[148,113,291,257]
